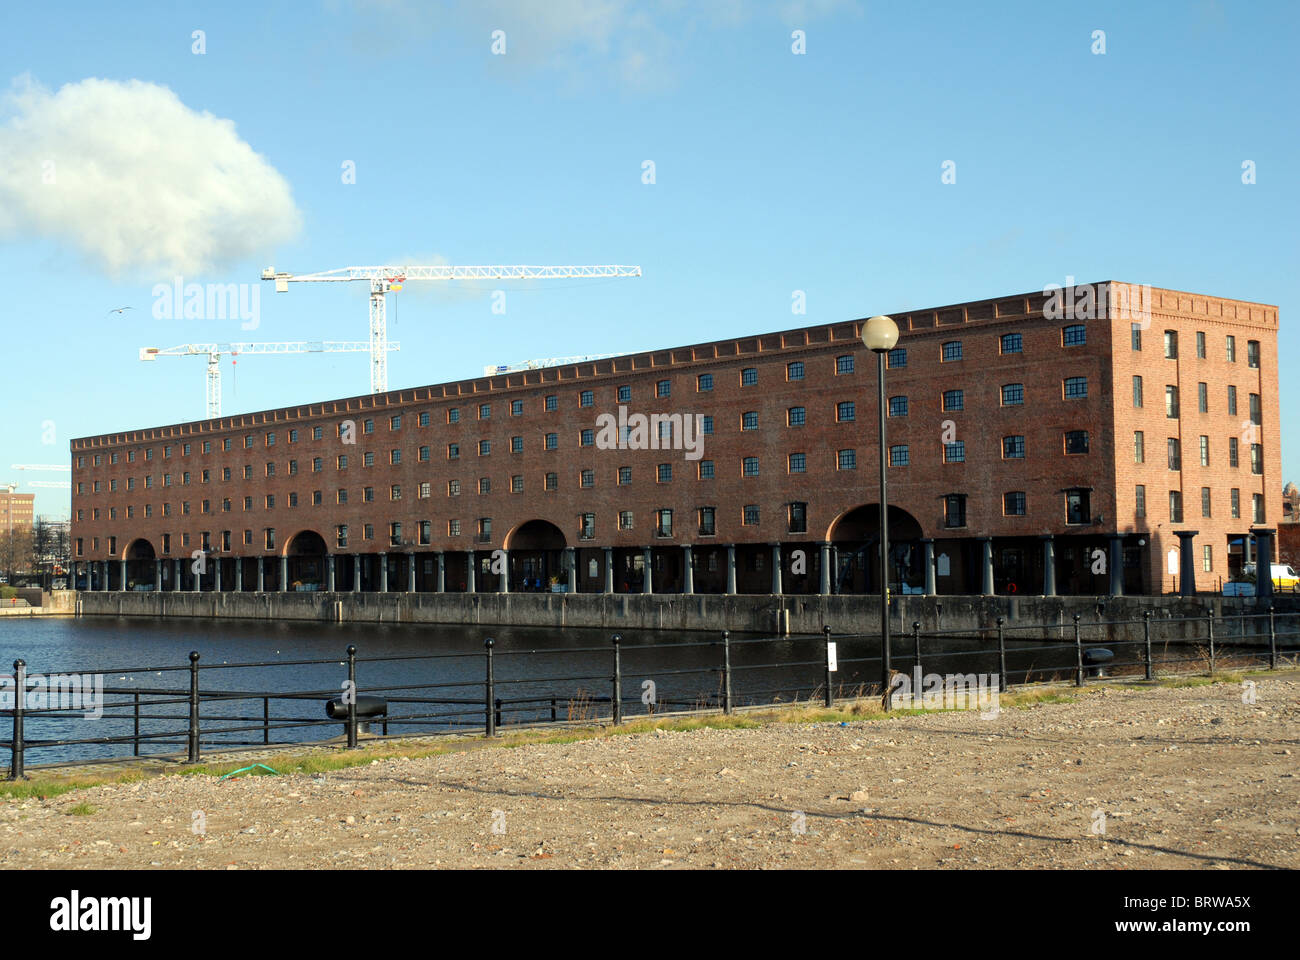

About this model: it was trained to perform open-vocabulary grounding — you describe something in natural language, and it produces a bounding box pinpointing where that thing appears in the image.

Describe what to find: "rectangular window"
[448,444,460,460]
[617,385,631,402]
[579,430,594,447]
[448,407,461,423]
[1066,490,1091,525]
[742,457,759,477]
[656,463,672,483]
[943,441,965,463]
[1247,340,1260,368]
[1064,376,1087,399]
[944,495,966,528]
[697,373,713,392]
[742,505,760,526]
[479,439,491,456]
[619,510,634,531]
[941,341,962,362]
[837,449,856,470]
[478,478,490,495]
[1132,324,1143,351]
[1231,488,1240,518]
[390,449,401,465]
[1003,435,1025,459]
[787,361,804,380]
[837,401,857,421]
[886,348,907,369]
[1198,382,1208,413]
[1251,443,1263,475]
[545,433,557,450]
[447,480,460,497]
[1133,376,1143,407]
[1228,385,1238,416]
[656,509,673,537]
[448,520,460,537]
[941,390,963,412]
[543,473,557,491]
[391,484,402,501]
[479,403,491,419]
[1253,493,1265,523]
[656,380,671,398]
[1202,544,1213,572]
[580,514,595,540]
[741,367,758,385]
[1164,330,1178,359]
[362,420,373,435]
[420,445,431,461]
[788,453,805,474]
[363,487,374,502]
[579,390,594,408]
[1201,486,1212,518]
[1000,333,1022,354]
[390,415,401,430]
[1169,490,1183,524]
[510,475,523,493]
[1249,392,1261,425]
[835,355,854,375]
[889,445,909,466]
[1168,437,1181,470]
[1001,383,1024,405]
[418,412,430,427]
[510,400,523,416]
[1135,484,1146,519]
[1065,430,1089,455]
[1004,491,1026,516]
[742,411,759,430]
[698,507,715,536]
[701,416,713,435]
[788,502,808,533]
[1200,436,1210,467]
[1166,385,1179,419]
[1229,437,1239,468]
[1062,324,1086,346]
[1226,335,1236,363]
[1196,331,1206,358]
[618,466,632,485]
[788,406,806,426]
[888,396,908,417]
[363,452,375,467]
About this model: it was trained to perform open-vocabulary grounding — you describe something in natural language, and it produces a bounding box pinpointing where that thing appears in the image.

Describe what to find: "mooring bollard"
[721,630,733,715]
[611,634,622,725]
[9,659,25,780]
[346,645,358,749]
[1143,611,1153,681]
[996,617,1007,693]
[484,637,496,737]
[1073,615,1083,687]
[1268,606,1277,671]
[822,625,833,707]
[187,651,201,762]
[1206,614,1216,675]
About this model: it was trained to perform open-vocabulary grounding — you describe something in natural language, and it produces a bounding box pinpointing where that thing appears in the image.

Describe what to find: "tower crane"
[483,353,625,376]
[139,341,399,419]
[261,264,642,394]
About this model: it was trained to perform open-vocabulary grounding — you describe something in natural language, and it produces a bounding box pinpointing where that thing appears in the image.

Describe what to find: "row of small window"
[940,490,1088,526]
[1136,486,1266,524]
[1134,433,1264,473]
[1133,379,1262,421]
[1135,328,1262,367]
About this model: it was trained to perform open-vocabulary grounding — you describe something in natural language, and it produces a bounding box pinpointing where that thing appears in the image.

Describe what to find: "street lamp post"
[862,315,900,709]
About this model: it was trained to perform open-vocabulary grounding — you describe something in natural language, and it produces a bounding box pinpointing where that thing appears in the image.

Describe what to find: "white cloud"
[0,76,301,279]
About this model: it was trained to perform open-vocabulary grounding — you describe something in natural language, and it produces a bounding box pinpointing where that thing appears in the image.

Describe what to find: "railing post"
[494,698,502,730]
[1268,605,1277,670]
[822,625,833,707]
[721,630,733,715]
[996,617,1007,693]
[551,698,557,723]
[912,620,921,679]
[9,660,25,780]
[484,637,496,737]
[346,645,358,749]
[187,651,201,762]
[1206,614,1216,675]
[263,696,270,745]
[1072,614,1083,687]
[133,691,141,757]
[1143,611,1153,681]
[611,634,622,726]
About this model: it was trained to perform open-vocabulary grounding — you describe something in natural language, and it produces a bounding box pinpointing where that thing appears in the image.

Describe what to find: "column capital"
[1038,533,1056,541]
[1172,529,1200,540]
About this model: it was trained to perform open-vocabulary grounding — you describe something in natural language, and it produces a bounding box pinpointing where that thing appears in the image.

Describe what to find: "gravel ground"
[2,676,1297,869]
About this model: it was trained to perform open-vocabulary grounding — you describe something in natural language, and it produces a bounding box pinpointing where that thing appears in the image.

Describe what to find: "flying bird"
[107,306,134,314]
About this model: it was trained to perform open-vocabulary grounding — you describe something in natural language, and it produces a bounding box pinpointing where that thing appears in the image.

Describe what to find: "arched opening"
[284,530,327,591]
[505,520,568,592]
[123,538,156,591]
[827,504,924,594]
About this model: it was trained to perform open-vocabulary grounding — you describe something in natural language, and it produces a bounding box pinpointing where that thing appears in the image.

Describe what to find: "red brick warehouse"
[69,282,1281,600]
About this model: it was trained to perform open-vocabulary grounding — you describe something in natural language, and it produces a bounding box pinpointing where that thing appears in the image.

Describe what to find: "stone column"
[119,559,127,592]
[565,546,577,593]
[379,552,388,592]
[499,549,509,593]
[819,542,832,596]
[1174,530,1199,597]
[1242,533,1253,565]
[234,558,242,592]
[771,543,783,595]
[214,557,223,593]
[155,559,163,592]
[466,550,476,592]
[1108,535,1124,596]
[436,552,445,593]
[980,537,994,596]
[327,555,336,592]
[408,552,416,592]
[921,538,936,596]
[682,545,694,594]
[1254,528,1276,601]
[642,546,653,594]
[278,555,287,593]
[177,558,184,592]
[1040,535,1056,597]
[603,547,614,594]
[725,544,737,595]
[353,554,361,593]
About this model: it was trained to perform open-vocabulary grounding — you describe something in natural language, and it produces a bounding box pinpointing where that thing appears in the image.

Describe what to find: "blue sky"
[1,0,1296,519]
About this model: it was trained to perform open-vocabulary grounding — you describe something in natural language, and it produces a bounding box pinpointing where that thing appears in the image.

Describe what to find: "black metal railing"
[4,608,1297,777]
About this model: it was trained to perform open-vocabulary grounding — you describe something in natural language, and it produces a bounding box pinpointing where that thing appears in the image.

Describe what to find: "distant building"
[0,491,35,535]
[69,281,1280,596]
